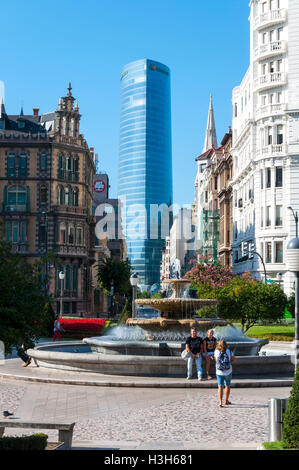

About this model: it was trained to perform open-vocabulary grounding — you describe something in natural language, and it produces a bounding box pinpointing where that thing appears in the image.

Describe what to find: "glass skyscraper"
[118,59,173,288]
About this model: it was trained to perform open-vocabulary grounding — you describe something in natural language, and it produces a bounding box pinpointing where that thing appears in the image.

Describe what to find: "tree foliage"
[97,257,131,296]
[217,276,287,332]
[0,234,51,353]
[184,262,287,331]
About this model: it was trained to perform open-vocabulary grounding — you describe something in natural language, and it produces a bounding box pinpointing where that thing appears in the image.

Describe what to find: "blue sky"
[0,0,250,205]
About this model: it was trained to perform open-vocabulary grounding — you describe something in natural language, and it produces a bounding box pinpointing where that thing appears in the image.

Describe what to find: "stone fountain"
[26,278,293,379]
[127,279,226,340]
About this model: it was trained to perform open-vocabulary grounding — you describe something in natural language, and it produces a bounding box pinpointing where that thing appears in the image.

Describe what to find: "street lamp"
[130,273,139,318]
[286,237,299,371]
[276,272,283,288]
[287,206,298,238]
[59,271,65,318]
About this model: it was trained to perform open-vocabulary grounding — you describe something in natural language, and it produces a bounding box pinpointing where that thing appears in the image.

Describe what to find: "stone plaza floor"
[0,355,293,450]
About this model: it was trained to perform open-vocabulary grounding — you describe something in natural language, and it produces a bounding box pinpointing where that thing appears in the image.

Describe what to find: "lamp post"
[130,273,139,318]
[287,206,298,238]
[286,237,299,371]
[59,271,65,318]
[251,250,267,283]
[276,272,283,287]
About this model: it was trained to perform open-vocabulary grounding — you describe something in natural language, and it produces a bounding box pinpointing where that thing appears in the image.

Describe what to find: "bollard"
[268,397,289,442]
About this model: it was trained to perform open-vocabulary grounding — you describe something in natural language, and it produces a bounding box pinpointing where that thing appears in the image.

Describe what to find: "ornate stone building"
[0,84,96,315]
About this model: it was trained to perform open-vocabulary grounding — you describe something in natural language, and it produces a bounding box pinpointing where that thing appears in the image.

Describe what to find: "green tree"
[282,364,299,449]
[97,257,131,296]
[0,234,50,353]
[217,277,287,332]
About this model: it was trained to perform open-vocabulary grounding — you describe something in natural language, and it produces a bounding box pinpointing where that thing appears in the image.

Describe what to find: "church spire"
[0,97,7,119]
[202,94,218,153]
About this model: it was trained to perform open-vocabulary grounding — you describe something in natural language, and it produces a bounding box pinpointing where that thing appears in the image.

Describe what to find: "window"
[262,2,267,13]
[64,187,71,205]
[39,223,47,244]
[262,95,267,106]
[261,207,264,228]
[7,186,27,209]
[262,64,267,75]
[277,27,283,41]
[275,205,283,226]
[277,125,283,144]
[72,187,79,206]
[19,154,27,177]
[234,103,238,117]
[68,224,75,244]
[266,206,271,226]
[5,221,26,244]
[268,127,273,145]
[40,185,47,204]
[277,91,282,103]
[269,62,275,73]
[275,167,283,187]
[261,169,264,189]
[266,242,272,263]
[40,153,47,170]
[76,226,83,245]
[277,59,282,72]
[270,30,274,42]
[8,155,16,177]
[262,32,267,44]
[266,168,271,188]
[275,241,283,263]
[269,94,274,104]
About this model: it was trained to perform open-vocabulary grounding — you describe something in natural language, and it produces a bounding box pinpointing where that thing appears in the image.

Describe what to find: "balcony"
[261,144,288,156]
[55,243,87,257]
[255,40,287,61]
[256,103,287,119]
[52,205,87,215]
[4,204,27,213]
[254,72,287,91]
[254,9,287,31]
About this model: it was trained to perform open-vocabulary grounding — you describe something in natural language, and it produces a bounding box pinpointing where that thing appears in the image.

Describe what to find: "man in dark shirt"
[185,327,203,380]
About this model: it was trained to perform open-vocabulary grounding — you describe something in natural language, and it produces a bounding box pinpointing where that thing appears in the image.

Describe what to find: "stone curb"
[0,372,293,388]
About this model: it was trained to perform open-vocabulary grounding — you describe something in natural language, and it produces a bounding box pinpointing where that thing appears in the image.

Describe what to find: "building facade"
[231,0,299,294]
[0,84,96,315]
[118,59,173,289]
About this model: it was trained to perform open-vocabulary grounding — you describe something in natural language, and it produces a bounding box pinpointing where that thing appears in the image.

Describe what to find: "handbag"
[181,349,189,360]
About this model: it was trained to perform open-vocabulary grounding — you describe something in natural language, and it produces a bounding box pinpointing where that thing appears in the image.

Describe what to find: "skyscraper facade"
[118,59,173,288]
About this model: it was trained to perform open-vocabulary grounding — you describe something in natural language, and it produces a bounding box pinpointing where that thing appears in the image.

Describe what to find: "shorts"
[202,352,214,358]
[216,373,232,387]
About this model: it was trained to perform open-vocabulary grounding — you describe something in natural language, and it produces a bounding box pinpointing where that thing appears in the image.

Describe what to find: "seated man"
[185,327,203,381]
[203,329,217,380]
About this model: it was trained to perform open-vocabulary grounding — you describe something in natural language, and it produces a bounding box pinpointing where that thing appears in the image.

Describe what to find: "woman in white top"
[214,339,235,408]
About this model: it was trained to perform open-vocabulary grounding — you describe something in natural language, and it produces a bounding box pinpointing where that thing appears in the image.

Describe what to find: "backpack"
[217,350,231,371]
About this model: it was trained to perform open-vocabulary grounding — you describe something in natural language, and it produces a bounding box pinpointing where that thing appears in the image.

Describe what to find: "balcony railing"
[55,243,87,256]
[254,9,287,30]
[256,103,286,118]
[254,72,287,91]
[4,204,27,213]
[255,40,287,60]
[261,144,288,156]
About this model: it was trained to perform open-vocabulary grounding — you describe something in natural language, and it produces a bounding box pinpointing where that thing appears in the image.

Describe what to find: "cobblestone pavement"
[0,378,291,449]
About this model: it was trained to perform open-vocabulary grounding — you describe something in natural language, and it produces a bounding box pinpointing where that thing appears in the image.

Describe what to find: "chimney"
[32,108,40,116]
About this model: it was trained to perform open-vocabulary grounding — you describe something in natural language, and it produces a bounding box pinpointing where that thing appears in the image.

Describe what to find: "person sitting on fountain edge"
[185,327,203,381]
[203,329,217,380]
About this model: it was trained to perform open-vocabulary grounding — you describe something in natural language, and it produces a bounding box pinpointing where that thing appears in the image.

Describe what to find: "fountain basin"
[27,341,294,378]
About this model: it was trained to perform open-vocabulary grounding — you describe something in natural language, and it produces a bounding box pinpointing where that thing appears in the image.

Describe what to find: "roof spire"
[67,82,72,96]
[202,94,218,153]
[0,97,7,119]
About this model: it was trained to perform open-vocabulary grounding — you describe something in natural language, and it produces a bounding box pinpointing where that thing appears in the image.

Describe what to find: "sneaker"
[198,376,203,381]
[186,377,192,380]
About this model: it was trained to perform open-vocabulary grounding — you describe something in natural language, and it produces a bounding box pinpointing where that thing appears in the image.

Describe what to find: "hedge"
[0,433,48,450]
[282,363,299,449]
